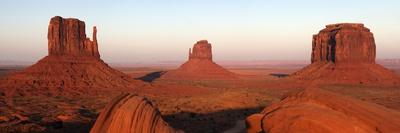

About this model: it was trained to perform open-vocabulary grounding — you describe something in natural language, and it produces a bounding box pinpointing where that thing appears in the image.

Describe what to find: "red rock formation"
[0,16,143,97]
[292,23,399,85]
[188,40,212,60]
[162,40,236,80]
[90,93,178,133]
[48,16,99,57]
[246,88,400,133]
[311,23,375,64]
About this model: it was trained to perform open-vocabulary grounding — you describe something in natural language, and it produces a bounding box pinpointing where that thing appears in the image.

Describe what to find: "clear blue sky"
[0,0,399,63]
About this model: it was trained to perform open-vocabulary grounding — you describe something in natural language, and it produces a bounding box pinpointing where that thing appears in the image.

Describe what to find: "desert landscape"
[1,1,400,133]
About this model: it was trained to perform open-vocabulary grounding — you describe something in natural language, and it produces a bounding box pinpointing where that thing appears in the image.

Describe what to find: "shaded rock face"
[311,23,375,64]
[162,40,236,80]
[188,40,212,60]
[0,16,143,97]
[292,23,399,85]
[246,88,400,133]
[90,93,178,133]
[48,16,99,57]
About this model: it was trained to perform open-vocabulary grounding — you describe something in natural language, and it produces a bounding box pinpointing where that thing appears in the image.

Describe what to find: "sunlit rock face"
[48,16,99,57]
[90,93,178,133]
[246,88,400,133]
[311,23,375,64]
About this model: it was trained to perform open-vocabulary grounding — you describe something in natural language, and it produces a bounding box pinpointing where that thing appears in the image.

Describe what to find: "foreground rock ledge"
[90,93,179,133]
[246,88,400,133]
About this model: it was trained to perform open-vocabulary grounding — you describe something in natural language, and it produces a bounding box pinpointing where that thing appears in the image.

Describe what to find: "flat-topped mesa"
[48,16,100,57]
[188,40,212,60]
[311,23,375,64]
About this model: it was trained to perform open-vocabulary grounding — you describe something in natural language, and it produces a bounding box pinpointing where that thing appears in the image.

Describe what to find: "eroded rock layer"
[162,40,236,80]
[90,93,178,133]
[246,88,400,133]
[291,23,399,85]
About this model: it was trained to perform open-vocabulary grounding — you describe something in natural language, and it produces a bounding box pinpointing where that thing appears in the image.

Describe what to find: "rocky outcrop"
[162,40,236,80]
[0,16,143,97]
[48,16,99,57]
[311,23,375,64]
[246,88,400,133]
[90,93,178,133]
[291,23,399,85]
[188,40,212,60]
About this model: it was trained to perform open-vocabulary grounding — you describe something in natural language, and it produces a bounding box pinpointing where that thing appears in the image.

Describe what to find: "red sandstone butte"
[291,23,399,85]
[246,88,400,133]
[0,16,143,97]
[48,16,100,57]
[90,93,179,133]
[162,40,236,80]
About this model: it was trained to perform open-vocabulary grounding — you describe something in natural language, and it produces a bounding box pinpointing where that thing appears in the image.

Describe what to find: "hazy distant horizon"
[1,0,399,63]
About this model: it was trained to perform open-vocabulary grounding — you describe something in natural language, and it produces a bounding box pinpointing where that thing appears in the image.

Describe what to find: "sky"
[0,0,399,63]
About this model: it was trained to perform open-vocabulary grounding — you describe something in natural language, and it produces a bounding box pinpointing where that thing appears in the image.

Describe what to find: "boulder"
[90,93,179,133]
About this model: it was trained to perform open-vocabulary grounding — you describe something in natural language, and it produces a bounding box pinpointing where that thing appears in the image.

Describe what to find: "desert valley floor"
[1,62,400,133]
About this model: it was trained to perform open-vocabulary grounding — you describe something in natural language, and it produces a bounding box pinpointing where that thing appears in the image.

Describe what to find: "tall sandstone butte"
[48,16,100,57]
[246,88,400,133]
[311,23,375,63]
[162,40,236,80]
[0,16,142,97]
[292,23,399,85]
[90,93,179,133]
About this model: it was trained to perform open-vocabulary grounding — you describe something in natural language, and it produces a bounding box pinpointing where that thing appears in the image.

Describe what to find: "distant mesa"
[90,93,179,133]
[162,40,236,80]
[246,88,400,133]
[291,23,400,85]
[0,16,142,97]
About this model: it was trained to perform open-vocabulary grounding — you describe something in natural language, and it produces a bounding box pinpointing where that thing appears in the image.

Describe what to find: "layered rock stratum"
[90,93,178,133]
[291,23,399,85]
[246,88,400,133]
[162,40,236,79]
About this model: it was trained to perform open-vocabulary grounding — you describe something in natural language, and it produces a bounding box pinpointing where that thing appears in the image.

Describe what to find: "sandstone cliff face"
[246,88,400,133]
[90,93,178,133]
[162,40,236,80]
[292,23,399,85]
[48,16,99,57]
[188,40,212,60]
[311,23,375,64]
